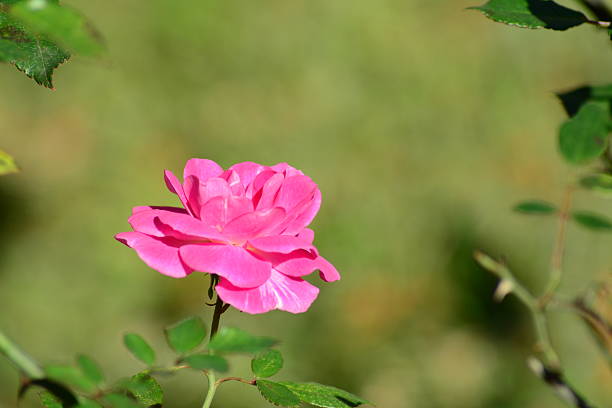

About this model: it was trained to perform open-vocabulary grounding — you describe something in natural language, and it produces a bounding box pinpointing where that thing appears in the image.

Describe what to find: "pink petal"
[228,161,265,188]
[315,255,340,282]
[199,196,253,229]
[115,232,192,278]
[183,159,223,184]
[270,163,303,177]
[183,175,203,218]
[216,270,319,314]
[256,173,284,210]
[222,208,286,242]
[280,189,322,235]
[164,170,193,215]
[248,235,315,254]
[132,206,187,215]
[202,178,231,203]
[225,170,245,196]
[128,209,227,242]
[179,244,271,288]
[274,175,317,212]
[250,170,276,201]
[298,228,315,244]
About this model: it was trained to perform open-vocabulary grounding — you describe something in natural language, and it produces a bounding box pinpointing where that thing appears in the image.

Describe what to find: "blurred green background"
[1,0,612,407]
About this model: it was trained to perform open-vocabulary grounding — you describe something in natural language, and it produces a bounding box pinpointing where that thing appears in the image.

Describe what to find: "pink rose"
[116,159,340,314]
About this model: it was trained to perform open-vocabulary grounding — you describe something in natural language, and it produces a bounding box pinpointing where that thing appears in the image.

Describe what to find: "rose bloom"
[116,159,339,314]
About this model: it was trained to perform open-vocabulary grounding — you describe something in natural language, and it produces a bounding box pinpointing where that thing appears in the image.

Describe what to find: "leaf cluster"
[0,0,102,88]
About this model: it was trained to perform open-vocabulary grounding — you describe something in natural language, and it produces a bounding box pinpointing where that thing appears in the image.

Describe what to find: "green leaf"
[164,316,207,354]
[557,84,612,118]
[251,349,283,378]
[39,392,62,408]
[76,398,103,408]
[513,200,557,215]
[124,372,163,406]
[182,354,229,373]
[123,333,156,366]
[0,8,69,88]
[0,149,18,175]
[104,394,142,408]
[208,327,278,354]
[469,0,587,30]
[256,380,301,407]
[10,0,103,56]
[76,354,104,386]
[580,174,612,195]
[572,211,612,231]
[558,101,609,165]
[280,382,372,408]
[44,364,96,393]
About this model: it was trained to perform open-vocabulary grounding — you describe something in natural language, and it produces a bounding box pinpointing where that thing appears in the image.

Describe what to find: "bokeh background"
[1,0,612,407]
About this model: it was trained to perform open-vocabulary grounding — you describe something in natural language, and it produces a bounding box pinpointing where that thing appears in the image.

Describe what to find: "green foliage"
[558,101,609,165]
[0,0,102,88]
[76,398,102,408]
[44,364,97,393]
[0,149,18,175]
[469,0,587,30]
[123,334,156,366]
[208,327,278,354]
[164,316,207,354]
[10,0,103,56]
[39,392,62,408]
[580,174,612,195]
[513,200,557,215]
[280,382,372,408]
[557,84,612,118]
[182,354,228,373]
[123,372,163,406]
[256,380,301,407]
[104,394,142,408]
[572,210,612,231]
[251,349,283,378]
[76,354,104,386]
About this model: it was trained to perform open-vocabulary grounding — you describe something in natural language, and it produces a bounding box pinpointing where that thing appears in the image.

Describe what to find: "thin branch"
[528,358,595,408]
[541,185,575,307]
[215,377,256,386]
[474,251,561,368]
[0,330,44,379]
[210,294,225,340]
[576,0,612,22]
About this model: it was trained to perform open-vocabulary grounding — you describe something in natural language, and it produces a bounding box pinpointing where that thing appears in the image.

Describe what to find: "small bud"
[494,279,513,302]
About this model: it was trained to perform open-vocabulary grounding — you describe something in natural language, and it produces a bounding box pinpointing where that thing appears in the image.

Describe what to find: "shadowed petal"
[216,270,319,314]
[256,173,284,210]
[179,244,271,288]
[115,232,192,278]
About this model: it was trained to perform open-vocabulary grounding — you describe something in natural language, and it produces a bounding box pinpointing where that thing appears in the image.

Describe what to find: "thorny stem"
[0,330,44,379]
[215,377,256,386]
[541,185,575,307]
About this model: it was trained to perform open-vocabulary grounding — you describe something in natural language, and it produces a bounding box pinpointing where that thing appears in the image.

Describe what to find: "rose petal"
[132,206,187,215]
[228,161,265,189]
[216,269,319,314]
[183,159,223,184]
[315,255,340,282]
[298,228,315,244]
[164,170,192,215]
[256,173,284,210]
[280,189,322,235]
[179,244,271,288]
[222,208,286,242]
[248,235,315,254]
[129,209,227,242]
[115,232,191,278]
[274,175,317,213]
[199,196,253,230]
